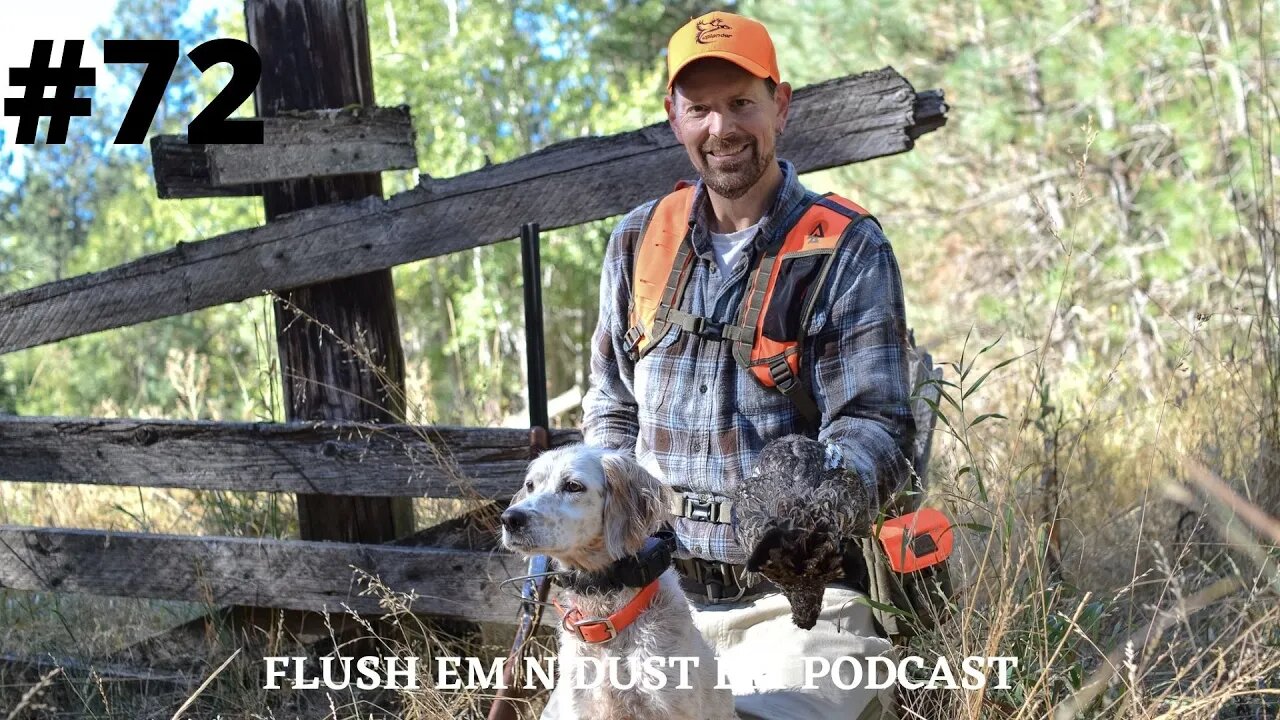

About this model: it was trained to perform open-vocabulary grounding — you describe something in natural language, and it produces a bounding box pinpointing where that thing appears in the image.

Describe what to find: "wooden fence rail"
[0,526,522,621]
[151,105,419,196]
[0,417,580,498]
[0,69,946,355]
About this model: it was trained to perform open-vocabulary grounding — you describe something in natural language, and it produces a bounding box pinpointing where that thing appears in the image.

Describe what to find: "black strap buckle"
[768,358,799,392]
[623,325,644,356]
[685,497,714,522]
[672,492,733,524]
[688,316,724,341]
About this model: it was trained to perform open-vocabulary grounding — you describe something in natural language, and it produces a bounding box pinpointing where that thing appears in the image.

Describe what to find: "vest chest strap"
[625,186,875,430]
[666,308,755,343]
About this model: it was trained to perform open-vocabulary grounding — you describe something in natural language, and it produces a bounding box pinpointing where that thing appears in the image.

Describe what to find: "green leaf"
[919,396,959,434]
[854,595,911,618]
[977,332,1006,357]
[970,412,1008,427]
[963,355,1022,400]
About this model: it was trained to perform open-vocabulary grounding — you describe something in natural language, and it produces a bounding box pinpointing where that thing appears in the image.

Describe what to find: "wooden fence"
[0,0,946,636]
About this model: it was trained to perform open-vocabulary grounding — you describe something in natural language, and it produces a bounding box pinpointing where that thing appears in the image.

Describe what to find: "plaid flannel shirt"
[582,159,916,564]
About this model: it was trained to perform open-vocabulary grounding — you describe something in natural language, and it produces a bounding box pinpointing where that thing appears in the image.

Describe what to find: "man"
[561,10,916,720]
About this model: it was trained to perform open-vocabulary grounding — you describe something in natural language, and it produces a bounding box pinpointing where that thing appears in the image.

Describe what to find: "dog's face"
[500,445,666,572]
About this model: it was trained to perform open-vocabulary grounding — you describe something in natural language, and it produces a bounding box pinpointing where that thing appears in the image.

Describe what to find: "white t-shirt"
[709,221,761,278]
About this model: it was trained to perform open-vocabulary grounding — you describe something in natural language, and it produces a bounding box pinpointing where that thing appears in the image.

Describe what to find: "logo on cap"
[695,18,732,44]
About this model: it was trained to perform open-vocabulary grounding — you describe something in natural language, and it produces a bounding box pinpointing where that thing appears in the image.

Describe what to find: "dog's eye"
[562,480,586,493]
[524,479,534,493]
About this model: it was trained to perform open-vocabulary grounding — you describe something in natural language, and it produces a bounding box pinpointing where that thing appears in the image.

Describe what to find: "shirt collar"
[687,159,810,257]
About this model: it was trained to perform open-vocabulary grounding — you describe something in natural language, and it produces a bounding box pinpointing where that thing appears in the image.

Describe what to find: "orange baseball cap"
[666,11,781,92]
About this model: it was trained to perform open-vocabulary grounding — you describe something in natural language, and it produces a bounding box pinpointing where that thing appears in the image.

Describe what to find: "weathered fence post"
[247,0,415,543]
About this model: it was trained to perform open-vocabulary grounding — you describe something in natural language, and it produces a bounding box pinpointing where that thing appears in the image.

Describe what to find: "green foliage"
[368,0,690,424]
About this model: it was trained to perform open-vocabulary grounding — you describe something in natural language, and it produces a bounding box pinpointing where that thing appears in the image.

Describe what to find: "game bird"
[734,434,873,629]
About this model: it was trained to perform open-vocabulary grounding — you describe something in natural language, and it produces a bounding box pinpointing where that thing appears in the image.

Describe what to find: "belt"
[674,557,777,604]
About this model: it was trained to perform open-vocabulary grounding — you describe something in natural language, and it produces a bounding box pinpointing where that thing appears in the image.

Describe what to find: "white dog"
[501,444,735,720]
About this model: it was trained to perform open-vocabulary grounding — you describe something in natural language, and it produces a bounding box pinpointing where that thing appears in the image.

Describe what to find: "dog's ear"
[600,452,667,560]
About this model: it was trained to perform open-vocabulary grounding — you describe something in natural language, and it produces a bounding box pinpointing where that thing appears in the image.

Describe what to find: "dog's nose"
[501,508,529,531]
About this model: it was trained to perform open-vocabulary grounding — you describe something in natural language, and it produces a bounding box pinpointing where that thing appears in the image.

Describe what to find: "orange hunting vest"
[622,186,879,426]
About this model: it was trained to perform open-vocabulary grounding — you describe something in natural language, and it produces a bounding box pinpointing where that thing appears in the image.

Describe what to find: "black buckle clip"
[768,359,799,392]
[689,317,725,341]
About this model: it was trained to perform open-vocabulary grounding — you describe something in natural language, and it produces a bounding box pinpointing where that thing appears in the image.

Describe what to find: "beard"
[698,135,774,200]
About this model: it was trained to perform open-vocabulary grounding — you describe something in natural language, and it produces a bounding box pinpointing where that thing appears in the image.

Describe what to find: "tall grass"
[895,4,1280,714]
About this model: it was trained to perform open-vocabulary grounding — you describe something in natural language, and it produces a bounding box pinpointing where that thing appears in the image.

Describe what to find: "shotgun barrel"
[488,223,554,720]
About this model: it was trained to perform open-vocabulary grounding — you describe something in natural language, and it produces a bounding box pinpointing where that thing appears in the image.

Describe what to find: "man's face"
[666,58,791,200]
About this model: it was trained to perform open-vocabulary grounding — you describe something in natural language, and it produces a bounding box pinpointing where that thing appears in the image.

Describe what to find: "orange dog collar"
[555,578,661,644]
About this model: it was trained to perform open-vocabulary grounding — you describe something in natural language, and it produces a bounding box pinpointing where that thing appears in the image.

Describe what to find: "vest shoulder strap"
[734,193,876,428]
[625,187,695,358]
